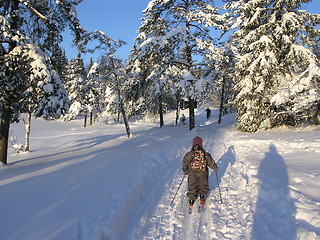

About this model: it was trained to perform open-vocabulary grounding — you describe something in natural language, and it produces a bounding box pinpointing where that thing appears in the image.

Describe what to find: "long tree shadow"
[1,124,178,186]
[209,145,236,199]
[251,144,297,240]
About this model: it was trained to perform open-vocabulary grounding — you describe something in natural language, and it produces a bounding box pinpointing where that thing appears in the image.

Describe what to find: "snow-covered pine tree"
[1,42,30,160]
[99,54,132,137]
[86,62,103,126]
[0,0,77,164]
[127,16,175,126]
[63,55,88,125]
[52,49,69,81]
[128,0,222,126]
[124,52,147,118]
[202,44,236,124]
[19,44,69,151]
[224,0,320,132]
[64,57,104,128]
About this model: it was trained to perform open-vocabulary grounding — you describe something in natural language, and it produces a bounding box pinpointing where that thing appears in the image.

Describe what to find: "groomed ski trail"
[129,114,241,240]
[128,112,320,240]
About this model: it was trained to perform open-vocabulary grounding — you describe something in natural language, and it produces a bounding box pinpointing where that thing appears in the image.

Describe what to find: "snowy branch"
[19,1,48,23]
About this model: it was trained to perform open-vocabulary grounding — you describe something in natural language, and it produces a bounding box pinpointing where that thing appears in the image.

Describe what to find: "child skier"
[182,136,218,209]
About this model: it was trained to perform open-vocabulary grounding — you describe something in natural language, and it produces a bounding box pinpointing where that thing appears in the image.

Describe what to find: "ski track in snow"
[127,115,320,240]
[129,126,251,240]
[127,117,247,240]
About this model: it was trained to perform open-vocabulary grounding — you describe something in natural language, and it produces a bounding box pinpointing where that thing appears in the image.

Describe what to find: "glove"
[184,172,188,176]
[214,166,218,173]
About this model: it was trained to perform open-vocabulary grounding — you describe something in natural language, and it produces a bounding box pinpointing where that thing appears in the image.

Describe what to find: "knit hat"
[192,136,203,148]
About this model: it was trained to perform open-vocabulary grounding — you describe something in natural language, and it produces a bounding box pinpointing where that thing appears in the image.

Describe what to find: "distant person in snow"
[180,114,186,125]
[206,108,211,119]
[182,136,218,207]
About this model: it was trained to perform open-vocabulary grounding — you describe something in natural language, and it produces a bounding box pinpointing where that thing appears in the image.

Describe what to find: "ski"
[187,198,206,214]
[198,199,205,213]
[188,205,193,214]
[187,199,195,214]
[197,204,203,212]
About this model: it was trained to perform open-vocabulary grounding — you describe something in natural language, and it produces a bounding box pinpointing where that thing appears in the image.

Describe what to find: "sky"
[62,0,151,63]
[62,0,320,64]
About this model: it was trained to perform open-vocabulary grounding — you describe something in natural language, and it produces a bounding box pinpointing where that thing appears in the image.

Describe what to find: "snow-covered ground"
[1,108,319,240]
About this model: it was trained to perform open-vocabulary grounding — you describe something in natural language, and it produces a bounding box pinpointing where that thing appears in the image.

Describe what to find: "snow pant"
[187,171,210,200]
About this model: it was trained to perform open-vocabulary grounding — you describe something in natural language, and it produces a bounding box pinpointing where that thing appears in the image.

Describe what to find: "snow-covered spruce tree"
[20,44,69,151]
[0,0,74,163]
[124,53,147,118]
[128,0,222,126]
[201,44,236,124]
[63,55,88,126]
[224,0,320,132]
[18,2,70,152]
[64,57,104,128]
[126,26,176,127]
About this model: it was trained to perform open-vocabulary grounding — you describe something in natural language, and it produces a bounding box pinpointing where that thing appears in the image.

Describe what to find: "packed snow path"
[129,112,320,240]
[1,109,319,240]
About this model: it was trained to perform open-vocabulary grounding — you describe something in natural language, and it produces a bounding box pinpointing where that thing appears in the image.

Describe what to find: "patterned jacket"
[182,147,217,173]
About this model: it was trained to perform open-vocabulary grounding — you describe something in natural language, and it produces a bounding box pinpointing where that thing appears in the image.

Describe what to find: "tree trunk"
[312,104,320,125]
[218,75,226,125]
[189,97,195,131]
[175,97,180,126]
[90,112,93,125]
[84,114,87,128]
[159,96,164,128]
[119,101,132,138]
[0,107,11,164]
[111,61,132,137]
[0,0,19,164]
[24,112,32,152]
[116,76,131,137]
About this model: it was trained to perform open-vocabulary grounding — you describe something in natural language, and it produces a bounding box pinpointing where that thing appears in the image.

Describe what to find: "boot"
[189,199,195,206]
[200,194,205,204]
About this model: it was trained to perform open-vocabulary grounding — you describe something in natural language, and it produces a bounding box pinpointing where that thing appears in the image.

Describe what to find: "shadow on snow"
[251,144,297,240]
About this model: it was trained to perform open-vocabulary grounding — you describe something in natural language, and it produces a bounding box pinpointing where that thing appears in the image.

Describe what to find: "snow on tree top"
[144,0,172,12]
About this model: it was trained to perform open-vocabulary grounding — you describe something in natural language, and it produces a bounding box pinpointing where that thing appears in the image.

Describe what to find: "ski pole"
[215,171,223,203]
[170,174,186,208]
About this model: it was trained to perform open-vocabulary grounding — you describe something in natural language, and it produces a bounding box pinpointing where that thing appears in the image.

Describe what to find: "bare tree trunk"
[24,113,32,152]
[90,112,93,125]
[218,75,226,125]
[119,101,132,138]
[175,97,180,125]
[189,97,195,131]
[159,96,164,128]
[115,75,131,137]
[109,58,132,138]
[0,0,19,164]
[84,114,87,128]
[0,107,11,164]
